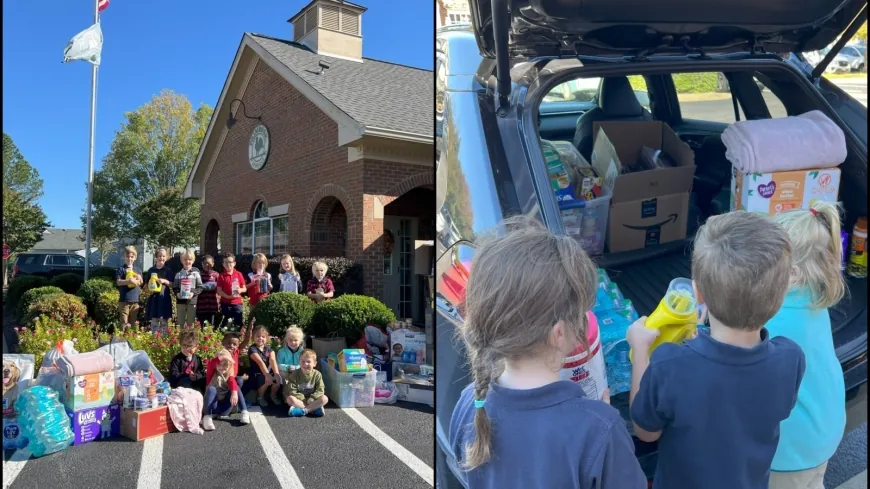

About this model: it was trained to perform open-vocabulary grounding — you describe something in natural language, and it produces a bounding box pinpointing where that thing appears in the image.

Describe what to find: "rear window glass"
[673,72,738,124]
[50,256,69,266]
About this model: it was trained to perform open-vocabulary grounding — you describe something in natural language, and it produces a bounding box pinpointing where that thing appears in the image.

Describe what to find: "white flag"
[63,23,103,66]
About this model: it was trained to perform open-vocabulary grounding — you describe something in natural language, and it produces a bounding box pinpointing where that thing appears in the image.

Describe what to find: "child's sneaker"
[270,393,281,405]
[239,410,251,425]
[288,406,306,417]
[257,396,268,408]
[307,407,325,418]
[202,415,215,431]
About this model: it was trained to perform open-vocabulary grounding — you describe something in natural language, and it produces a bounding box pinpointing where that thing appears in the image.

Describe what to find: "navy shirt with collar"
[631,328,805,489]
[115,263,141,303]
[450,380,646,489]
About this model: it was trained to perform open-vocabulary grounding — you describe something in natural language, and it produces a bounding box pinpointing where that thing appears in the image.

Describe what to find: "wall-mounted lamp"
[226,99,261,129]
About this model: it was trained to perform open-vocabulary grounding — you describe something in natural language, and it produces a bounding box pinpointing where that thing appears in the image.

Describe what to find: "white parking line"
[343,408,434,486]
[136,436,163,489]
[247,406,305,489]
[2,449,31,489]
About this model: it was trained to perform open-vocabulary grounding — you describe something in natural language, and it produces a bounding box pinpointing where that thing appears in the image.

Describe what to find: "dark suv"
[436,0,868,486]
[12,252,92,279]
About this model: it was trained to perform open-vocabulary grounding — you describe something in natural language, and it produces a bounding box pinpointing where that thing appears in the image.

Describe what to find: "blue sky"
[2,0,434,229]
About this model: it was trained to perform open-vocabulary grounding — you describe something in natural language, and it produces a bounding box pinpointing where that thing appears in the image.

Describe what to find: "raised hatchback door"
[469,0,865,57]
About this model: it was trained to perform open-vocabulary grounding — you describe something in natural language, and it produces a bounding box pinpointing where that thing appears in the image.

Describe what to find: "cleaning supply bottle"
[629,278,698,362]
[847,217,867,278]
[148,273,162,293]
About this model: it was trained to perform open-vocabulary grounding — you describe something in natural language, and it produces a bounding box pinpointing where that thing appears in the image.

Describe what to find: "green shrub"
[309,294,395,339]
[51,273,85,295]
[89,267,118,279]
[7,276,49,308]
[17,316,100,369]
[672,73,719,94]
[77,278,116,317]
[95,290,121,326]
[251,292,316,337]
[24,293,88,327]
[17,286,64,322]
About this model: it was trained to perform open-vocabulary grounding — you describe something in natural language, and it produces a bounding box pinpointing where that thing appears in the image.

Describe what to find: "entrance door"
[382,216,418,320]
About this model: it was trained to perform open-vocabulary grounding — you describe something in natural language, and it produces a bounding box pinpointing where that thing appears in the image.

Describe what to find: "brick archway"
[203,219,220,254]
[378,172,435,208]
[303,184,357,256]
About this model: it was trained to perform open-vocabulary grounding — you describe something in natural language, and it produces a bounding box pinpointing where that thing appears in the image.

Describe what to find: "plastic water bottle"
[14,386,74,457]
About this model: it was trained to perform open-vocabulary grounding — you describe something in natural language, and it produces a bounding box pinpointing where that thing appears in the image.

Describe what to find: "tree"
[87,90,212,251]
[855,21,867,43]
[3,133,50,286]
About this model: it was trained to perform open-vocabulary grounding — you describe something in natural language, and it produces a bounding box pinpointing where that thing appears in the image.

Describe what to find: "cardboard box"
[390,329,427,365]
[120,406,176,441]
[66,403,121,445]
[2,417,28,450]
[65,371,115,411]
[337,349,368,373]
[591,122,696,253]
[394,380,434,407]
[731,167,841,215]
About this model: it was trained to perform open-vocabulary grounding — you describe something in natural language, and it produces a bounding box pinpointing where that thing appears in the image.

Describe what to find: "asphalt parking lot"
[2,400,434,489]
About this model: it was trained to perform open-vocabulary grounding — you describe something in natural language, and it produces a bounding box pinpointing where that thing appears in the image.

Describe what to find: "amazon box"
[591,121,696,253]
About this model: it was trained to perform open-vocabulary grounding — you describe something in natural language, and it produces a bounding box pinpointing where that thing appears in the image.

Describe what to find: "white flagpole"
[84,0,99,280]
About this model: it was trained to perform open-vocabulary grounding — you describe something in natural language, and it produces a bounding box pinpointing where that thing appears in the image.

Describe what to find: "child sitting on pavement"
[206,324,253,396]
[202,349,250,430]
[449,216,646,488]
[276,326,304,382]
[284,349,328,417]
[627,211,806,489]
[247,325,282,407]
[767,203,847,489]
[168,330,206,391]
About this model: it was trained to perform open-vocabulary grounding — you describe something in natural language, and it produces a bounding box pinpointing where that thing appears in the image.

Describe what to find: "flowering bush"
[97,321,227,373]
[18,316,101,368]
[24,294,89,327]
[17,286,64,322]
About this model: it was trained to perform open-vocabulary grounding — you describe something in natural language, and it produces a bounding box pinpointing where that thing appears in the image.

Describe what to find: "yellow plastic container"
[148,274,162,293]
[630,278,698,362]
[126,269,139,289]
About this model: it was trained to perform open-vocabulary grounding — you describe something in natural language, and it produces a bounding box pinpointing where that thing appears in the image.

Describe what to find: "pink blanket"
[57,351,114,377]
[167,387,204,435]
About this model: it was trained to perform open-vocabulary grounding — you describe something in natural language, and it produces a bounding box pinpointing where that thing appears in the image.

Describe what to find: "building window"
[236,201,288,255]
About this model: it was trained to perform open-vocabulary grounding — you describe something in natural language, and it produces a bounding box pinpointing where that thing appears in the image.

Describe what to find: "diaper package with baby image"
[66,403,121,445]
[3,354,35,419]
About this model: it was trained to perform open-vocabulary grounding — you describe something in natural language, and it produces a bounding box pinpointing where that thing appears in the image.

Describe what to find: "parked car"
[12,252,99,279]
[821,45,865,73]
[436,0,867,485]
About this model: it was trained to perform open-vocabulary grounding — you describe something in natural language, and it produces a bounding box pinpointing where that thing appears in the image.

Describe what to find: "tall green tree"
[3,133,50,285]
[86,90,212,251]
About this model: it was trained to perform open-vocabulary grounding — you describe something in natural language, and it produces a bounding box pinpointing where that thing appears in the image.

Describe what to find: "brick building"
[184,0,434,322]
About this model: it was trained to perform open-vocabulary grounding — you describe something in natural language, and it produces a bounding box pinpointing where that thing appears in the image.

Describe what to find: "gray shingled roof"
[249,34,433,138]
[32,228,85,252]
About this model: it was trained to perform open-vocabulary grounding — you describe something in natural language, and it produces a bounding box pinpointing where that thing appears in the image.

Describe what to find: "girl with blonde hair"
[448,216,644,488]
[767,202,847,489]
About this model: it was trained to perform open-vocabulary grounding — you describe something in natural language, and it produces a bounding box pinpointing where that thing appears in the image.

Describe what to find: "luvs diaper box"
[66,403,121,445]
[731,167,841,216]
[65,371,115,411]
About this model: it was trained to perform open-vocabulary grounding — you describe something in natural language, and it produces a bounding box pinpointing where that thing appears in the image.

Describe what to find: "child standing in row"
[173,249,204,328]
[627,211,806,489]
[767,203,847,489]
[278,254,301,293]
[146,247,174,334]
[202,349,250,430]
[115,245,143,331]
[197,254,220,327]
[216,253,246,326]
[277,326,304,377]
[449,216,645,488]
[168,330,206,391]
[247,325,281,407]
[284,349,328,417]
[306,261,334,303]
[247,253,273,308]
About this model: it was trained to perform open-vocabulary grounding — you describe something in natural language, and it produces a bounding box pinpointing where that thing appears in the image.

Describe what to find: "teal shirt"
[765,287,845,471]
[277,345,303,369]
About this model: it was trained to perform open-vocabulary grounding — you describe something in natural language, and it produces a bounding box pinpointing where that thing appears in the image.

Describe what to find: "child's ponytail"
[464,352,495,470]
[775,202,846,309]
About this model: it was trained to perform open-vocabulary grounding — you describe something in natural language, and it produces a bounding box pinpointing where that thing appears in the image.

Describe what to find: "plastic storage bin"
[321,359,376,408]
[559,194,611,256]
[118,351,165,384]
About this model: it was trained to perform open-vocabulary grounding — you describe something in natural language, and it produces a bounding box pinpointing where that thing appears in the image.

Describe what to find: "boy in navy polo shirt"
[115,245,143,330]
[627,211,806,489]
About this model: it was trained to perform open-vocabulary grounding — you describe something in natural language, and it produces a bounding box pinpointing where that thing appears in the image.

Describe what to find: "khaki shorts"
[176,303,197,327]
[769,462,828,489]
[119,302,140,327]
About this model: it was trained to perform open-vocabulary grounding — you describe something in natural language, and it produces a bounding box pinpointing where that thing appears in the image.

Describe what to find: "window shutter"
[340,9,359,35]
[293,20,304,40]
[304,8,317,34]
[321,5,340,31]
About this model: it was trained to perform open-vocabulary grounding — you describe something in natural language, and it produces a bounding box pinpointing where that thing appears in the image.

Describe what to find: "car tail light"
[13,264,19,277]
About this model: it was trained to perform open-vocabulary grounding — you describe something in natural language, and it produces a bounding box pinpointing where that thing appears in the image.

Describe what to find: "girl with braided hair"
[448,216,645,488]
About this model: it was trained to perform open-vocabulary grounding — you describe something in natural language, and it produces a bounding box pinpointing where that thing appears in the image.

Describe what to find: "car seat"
[572,76,654,159]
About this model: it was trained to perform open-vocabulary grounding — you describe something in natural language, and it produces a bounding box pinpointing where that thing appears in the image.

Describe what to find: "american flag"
[98,0,109,12]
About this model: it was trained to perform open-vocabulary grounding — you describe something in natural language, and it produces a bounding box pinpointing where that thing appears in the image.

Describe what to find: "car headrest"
[599,76,644,118]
